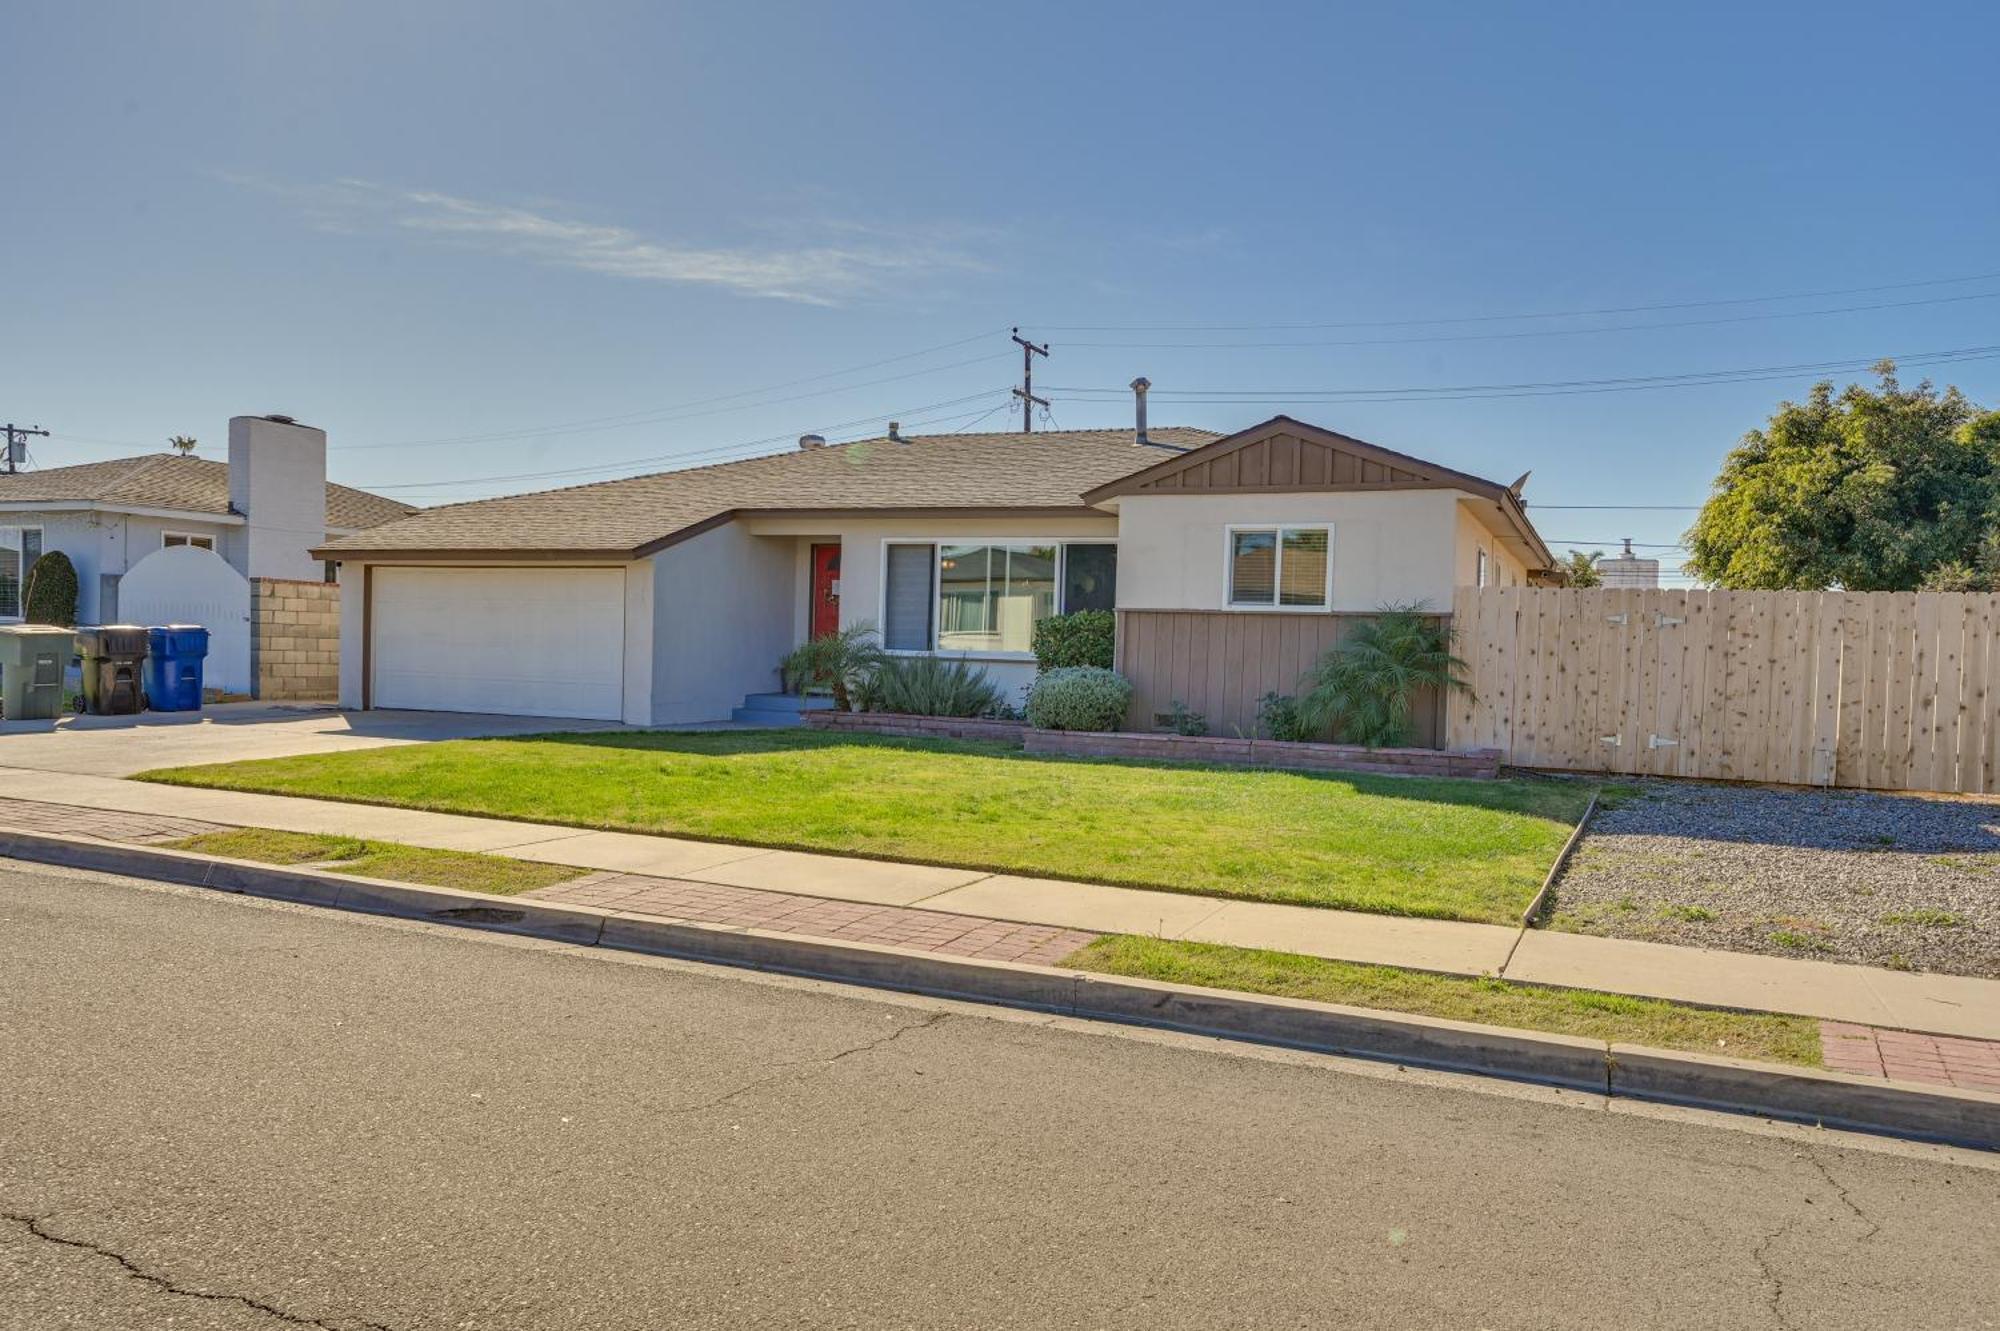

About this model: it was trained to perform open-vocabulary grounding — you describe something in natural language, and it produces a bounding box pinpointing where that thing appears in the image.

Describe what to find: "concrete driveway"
[0,702,631,777]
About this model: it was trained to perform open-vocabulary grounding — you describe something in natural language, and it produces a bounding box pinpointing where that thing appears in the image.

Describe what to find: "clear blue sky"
[6,0,1998,570]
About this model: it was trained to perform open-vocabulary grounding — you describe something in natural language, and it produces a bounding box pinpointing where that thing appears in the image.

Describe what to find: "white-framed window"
[880,540,1116,656]
[1225,524,1331,611]
[163,531,216,551]
[0,526,44,621]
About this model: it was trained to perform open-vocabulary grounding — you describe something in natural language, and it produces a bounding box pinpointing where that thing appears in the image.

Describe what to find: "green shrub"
[1296,603,1467,748]
[1031,610,1115,671]
[859,656,1003,718]
[1166,700,1208,736]
[1024,666,1132,732]
[1255,691,1312,742]
[23,550,78,627]
[778,621,886,712]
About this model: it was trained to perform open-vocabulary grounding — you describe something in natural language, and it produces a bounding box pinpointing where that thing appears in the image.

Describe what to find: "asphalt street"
[2,862,1995,1330]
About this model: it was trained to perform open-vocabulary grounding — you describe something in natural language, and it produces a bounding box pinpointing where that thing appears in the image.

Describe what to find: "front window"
[884,540,1113,654]
[0,527,43,620]
[1228,526,1330,609]
[164,532,216,552]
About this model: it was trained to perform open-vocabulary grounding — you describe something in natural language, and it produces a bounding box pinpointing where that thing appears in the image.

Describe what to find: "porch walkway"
[3,764,1998,1047]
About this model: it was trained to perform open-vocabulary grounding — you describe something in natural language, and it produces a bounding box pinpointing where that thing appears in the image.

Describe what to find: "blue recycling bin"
[142,624,209,712]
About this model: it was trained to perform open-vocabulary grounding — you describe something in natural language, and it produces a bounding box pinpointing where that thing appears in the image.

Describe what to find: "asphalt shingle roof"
[317,427,1220,556]
[0,455,416,530]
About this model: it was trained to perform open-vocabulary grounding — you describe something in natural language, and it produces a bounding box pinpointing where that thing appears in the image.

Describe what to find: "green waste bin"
[0,625,75,720]
[75,625,149,716]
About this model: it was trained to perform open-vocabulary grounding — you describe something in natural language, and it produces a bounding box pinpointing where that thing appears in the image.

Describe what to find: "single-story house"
[0,415,414,695]
[316,404,1555,736]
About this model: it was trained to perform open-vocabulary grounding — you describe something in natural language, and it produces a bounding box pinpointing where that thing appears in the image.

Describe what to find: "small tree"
[1560,549,1604,588]
[1295,604,1468,749]
[22,550,79,627]
[779,621,886,712]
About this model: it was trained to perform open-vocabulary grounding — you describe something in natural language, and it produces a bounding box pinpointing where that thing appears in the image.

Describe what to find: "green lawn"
[141,730,1595,925]
[1065,935,1823,1066]
[167,828,585,896]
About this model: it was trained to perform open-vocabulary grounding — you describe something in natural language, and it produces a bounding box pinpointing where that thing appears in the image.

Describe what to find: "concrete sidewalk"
[3,763,1997,1040]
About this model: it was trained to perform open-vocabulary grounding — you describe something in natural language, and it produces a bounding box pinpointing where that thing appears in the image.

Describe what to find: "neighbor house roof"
[0,454,417,530]
[313,427,1221,560]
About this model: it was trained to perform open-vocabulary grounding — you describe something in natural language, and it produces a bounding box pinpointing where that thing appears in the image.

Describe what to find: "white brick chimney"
[227,414,326,581]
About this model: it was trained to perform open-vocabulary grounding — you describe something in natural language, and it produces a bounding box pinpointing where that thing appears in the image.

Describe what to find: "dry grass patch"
[167,828,584,896]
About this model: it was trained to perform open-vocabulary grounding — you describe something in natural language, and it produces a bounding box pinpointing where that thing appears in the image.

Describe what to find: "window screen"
[1062,543,1117,613]
[1229,530,1277,605]
[883,544,936,650]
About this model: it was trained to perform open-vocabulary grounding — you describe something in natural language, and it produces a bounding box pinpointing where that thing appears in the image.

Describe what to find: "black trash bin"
[75,625,149,715]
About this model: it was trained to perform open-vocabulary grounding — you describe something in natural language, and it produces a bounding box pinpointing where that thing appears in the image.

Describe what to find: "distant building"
[1599,538,1660,589]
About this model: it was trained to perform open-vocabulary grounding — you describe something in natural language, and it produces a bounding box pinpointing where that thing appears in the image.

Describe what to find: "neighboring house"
[317,408,1554,733]
[0,415,414,694]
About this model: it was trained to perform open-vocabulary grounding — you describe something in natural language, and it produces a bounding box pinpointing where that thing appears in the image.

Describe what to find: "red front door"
[809,543,841,639]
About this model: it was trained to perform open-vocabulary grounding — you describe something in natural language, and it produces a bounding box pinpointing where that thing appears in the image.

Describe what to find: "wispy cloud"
[231,176,988,305]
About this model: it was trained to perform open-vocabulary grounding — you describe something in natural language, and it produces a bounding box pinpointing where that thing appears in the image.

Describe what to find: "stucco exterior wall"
[1,509,239,623]
[649,524,796,725]
[1453,501,1530,589]
[1113,489,1464,615]
[742,513,1120,705]
[336,561,365,709]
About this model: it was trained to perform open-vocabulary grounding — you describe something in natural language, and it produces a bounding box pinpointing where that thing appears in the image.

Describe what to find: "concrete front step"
[730,691,836,726]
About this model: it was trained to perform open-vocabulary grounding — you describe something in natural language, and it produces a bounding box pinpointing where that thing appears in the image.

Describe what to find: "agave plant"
[779,620,887,712]
[1295,603,1469,748]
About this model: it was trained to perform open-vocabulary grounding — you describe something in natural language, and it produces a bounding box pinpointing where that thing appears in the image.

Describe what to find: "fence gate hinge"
[1648,733,1680,750]
[1653,612,1685,628]
[1605,612,1629,626]
[1600,734,1622,747]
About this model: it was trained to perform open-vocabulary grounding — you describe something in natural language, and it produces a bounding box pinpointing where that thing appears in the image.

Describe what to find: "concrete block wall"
[251,578,340,700]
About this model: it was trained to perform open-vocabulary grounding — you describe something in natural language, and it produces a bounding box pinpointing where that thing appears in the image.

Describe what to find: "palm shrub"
[779,621,886,712]
[1295,603,1468,749]
[1024,666,1131,731]
[860,656,1003,718]
[1031,610,1115,671]
[22,551,79,626]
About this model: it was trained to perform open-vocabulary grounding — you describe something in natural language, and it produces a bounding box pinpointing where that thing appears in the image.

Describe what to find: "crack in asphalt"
[1749,1215,1801,1330]
[666,1010,954,1118]
[1807,1154,1883,1244]
[3,1210,395,1331]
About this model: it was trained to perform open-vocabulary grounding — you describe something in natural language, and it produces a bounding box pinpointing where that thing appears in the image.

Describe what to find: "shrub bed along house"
[1025,729,1503,779]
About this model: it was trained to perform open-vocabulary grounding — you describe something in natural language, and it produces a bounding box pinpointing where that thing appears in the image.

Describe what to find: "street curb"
[5,827,1996,1151]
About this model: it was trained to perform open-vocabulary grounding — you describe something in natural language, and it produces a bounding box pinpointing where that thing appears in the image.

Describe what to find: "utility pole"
[2,423,49,475]
[1010,328,1048,433]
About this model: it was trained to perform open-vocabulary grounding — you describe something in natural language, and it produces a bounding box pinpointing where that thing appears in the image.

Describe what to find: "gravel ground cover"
[1545,781,2000,978]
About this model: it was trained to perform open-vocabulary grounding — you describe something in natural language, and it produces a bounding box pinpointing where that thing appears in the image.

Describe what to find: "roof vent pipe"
[798,433,826,450]
[887,421,903,443]
[1130,377,1151,446]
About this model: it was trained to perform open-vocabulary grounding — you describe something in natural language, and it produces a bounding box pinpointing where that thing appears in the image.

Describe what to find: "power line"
[361,390,1015,494]
[1050,291,2000,350]
[352,327,1011,450]
[1039,268,2000,332]
[1045,344,2000,401]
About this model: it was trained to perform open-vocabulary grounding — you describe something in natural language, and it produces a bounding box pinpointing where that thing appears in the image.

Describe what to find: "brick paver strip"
[0,795,1099,967]
[0,797,233,846]
[539,872,1098,965]
[1819,1021,2000,1091]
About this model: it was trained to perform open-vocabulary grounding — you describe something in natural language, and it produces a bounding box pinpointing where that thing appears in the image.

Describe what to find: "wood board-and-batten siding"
[1125,430,1431,492]
[1114,610,1445,748]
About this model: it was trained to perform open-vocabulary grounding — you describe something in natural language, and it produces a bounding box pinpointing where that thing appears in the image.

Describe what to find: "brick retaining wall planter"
[1023,729,1503,779]
[804,711,1030,743]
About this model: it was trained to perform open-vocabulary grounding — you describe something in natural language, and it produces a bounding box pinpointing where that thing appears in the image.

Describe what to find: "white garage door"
[372,567,627,720]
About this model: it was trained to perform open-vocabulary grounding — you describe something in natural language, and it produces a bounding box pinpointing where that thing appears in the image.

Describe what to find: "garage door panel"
[373,568,625,720]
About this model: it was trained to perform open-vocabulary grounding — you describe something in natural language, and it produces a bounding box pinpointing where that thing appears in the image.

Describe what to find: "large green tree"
[1685,364,2000,591]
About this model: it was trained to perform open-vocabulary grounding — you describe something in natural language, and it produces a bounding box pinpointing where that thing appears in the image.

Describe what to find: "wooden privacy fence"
[1447,587,2000,794]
